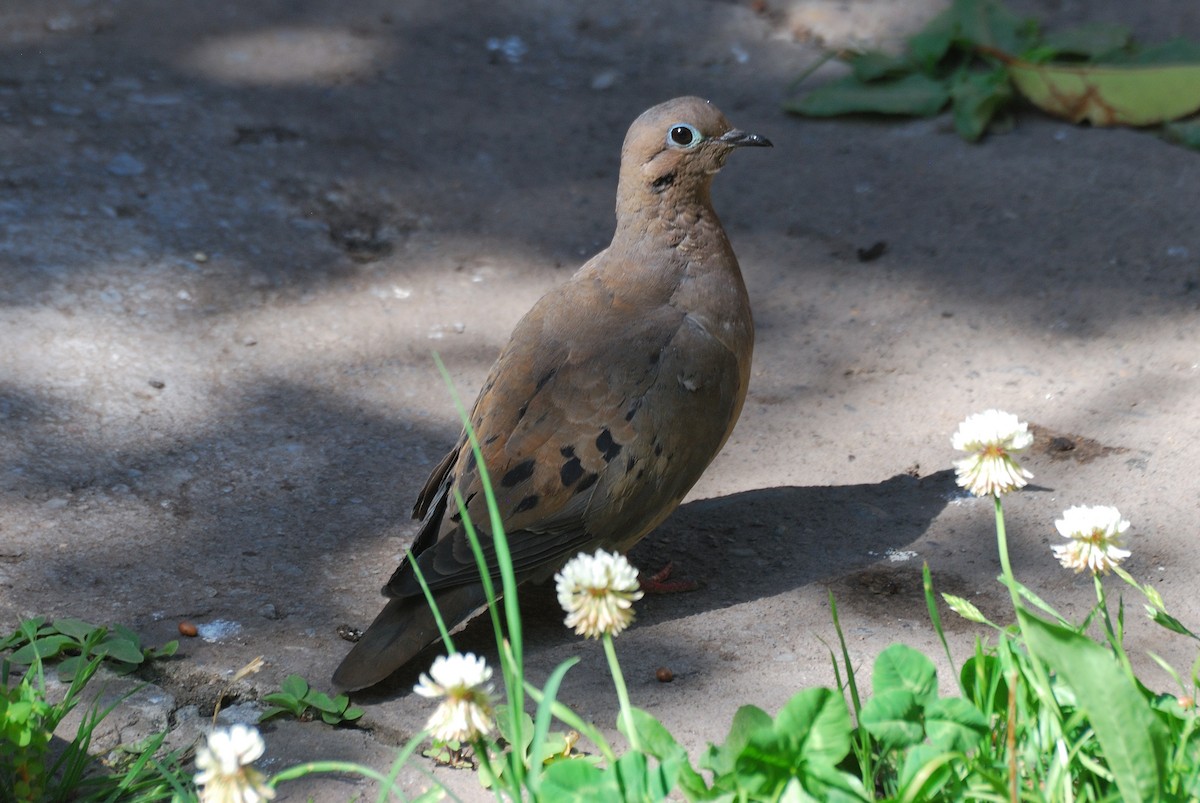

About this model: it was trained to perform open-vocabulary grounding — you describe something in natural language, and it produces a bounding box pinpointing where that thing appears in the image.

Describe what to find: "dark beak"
[719,129,773,148]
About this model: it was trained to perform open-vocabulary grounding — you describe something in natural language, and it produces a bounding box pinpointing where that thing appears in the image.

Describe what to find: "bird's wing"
[384,265,740,598]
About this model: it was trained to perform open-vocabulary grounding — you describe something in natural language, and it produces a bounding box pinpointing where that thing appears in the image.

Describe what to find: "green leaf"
[341,706,364,722]
[625,707,705,795]
[258,706,292,723]
[701,704,773,776]
[1019,609,1169,803]
[1037,23,1132,61]
[1008,57,1200,126]
[147,640,179,659]
[897,745,960,799]
[774,687,852,767]
[872,644,937,704]
[280,674,309,699]
[303,690,341,713]
[51,618,100,642]
[950,67,1013,141]
[953,0,1038,54]
[539,758,620,800]
[10,635,74,664]
[923,697,988,752]
[859,689,924,751]
[784,73,949,118]
[849,51,914,82]
[95,636,146,665]
[908,4,958,70]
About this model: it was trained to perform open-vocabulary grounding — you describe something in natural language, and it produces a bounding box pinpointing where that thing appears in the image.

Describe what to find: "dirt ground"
[2,0,1199,799]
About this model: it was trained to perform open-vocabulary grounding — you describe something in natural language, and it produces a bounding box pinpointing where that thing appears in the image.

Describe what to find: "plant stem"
[603,633,640,752]
[993,494,1023,616]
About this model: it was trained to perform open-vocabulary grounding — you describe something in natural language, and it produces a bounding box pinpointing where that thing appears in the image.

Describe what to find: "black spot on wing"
[625,398,641,422]
[574,473,598,494]
[502,459,536,488]
[596,428,621,462]
[626,455,637,473]
[513,494,539,514]
[560,456,584,487]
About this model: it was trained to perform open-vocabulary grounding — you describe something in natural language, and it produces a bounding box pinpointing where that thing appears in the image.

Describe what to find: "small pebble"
[148,378,165,389]
[655,666,674,683]
[178,621,198,637]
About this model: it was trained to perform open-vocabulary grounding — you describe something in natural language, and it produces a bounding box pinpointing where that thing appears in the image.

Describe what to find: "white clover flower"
[555,549,644,639]
[413,652,496,743]
[1052,505,1131,575]
[951,409,1034,497]
[194,725,275,803]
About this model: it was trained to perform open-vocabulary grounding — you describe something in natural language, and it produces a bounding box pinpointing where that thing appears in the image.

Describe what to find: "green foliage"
[259,674,364,725]
[1,616,177,682]
[0,619,189,802]
[784,0,1200,145]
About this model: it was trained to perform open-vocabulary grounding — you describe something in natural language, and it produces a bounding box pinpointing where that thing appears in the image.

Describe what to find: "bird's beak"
[719,129,772,148]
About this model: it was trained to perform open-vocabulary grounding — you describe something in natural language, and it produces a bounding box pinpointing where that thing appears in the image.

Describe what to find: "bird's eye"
[667,124,701,148]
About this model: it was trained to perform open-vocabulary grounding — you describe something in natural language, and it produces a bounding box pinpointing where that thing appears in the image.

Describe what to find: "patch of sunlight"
[182,26,390,87]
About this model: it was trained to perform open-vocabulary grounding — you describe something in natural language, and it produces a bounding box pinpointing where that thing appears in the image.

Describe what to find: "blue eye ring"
[667,123,702,149]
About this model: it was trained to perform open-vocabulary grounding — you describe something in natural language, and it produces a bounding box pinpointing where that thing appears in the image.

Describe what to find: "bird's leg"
[641,561,699,594]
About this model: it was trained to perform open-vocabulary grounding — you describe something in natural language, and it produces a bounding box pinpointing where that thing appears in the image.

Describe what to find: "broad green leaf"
[627,708,707,795]
[859,689,924,751]
[923,697,988,752]
[257,706,292,722]
[10,635,74,664]
[539,758,620,800]
[95,636,146,665]
[872,644,937,704]
[897,745,959,800]
[1036,23,1132,61]
[951,0,1037,54]
[1020,609,1169,803]
[701,704,772,775]
[304,690,340,713]
[784,73,949,118]
[850,51,913,82]
[775,687,852,767]
[908,2,959,70]
[1007,58,1200,125]
[52,618,100,642]
[281,674,309,699]
[951,67,1013,140]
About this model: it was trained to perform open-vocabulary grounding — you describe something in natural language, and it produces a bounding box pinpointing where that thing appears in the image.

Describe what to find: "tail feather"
[332,584,488,691]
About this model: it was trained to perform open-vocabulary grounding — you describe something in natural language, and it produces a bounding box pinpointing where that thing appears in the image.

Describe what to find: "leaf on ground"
[951,68,1013,140]
[1035,23,1132,61]
[1008,57,1200,125]
[1006,57,1200,125]
[849,51,914,82]
[784,73,949,118]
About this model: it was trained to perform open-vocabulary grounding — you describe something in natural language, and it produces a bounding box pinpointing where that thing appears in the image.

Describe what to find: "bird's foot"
[641,561,699,594]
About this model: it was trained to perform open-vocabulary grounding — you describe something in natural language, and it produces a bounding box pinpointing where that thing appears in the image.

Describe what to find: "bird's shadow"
[350,469,957,700]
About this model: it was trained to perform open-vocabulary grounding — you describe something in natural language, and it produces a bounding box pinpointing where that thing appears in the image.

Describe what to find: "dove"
[332,96,770,691]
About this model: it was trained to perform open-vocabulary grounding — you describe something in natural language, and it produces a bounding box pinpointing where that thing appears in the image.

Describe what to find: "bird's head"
[616,96,771,214]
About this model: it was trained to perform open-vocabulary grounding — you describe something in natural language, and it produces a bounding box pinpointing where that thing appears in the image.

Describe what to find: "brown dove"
[332,96,770,691]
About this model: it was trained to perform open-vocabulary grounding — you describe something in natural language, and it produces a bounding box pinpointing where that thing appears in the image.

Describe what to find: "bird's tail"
[332,584,489,691]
